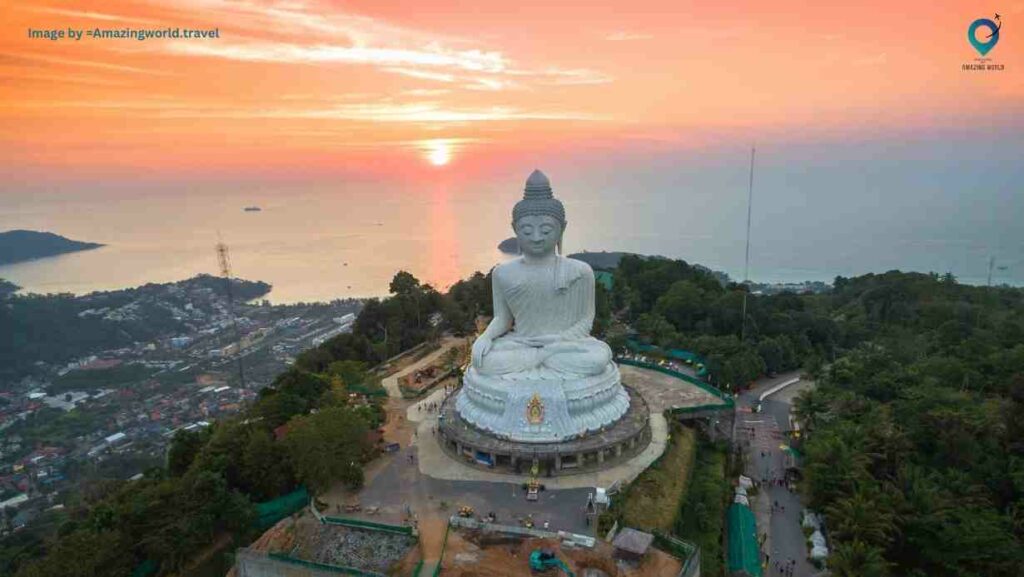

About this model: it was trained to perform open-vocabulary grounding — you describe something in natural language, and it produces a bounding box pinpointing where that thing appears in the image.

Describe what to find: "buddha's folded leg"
[476,339,544,375]
[541,339,612,376]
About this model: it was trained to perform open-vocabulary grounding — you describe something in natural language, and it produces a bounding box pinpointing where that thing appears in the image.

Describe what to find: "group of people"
[769,558,797,576]
[418,401,440,413]
[758,450,795,492]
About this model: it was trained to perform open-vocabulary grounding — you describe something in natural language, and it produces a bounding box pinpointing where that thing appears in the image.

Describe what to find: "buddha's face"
[514,214,561,257]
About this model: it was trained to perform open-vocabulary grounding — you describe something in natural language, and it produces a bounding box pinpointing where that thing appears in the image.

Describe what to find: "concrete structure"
[456,170,629,444]
[612,527,654,562]
[442,385,649,475]
[448,170,637,475]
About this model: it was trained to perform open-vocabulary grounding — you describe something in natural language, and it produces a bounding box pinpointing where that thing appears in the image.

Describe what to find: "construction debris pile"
[300,524,418,574]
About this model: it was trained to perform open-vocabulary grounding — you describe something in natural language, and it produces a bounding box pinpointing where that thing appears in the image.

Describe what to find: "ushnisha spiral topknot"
[512,169,566,232]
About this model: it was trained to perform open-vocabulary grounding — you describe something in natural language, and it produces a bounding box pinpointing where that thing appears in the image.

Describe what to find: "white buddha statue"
[455,170,629,442]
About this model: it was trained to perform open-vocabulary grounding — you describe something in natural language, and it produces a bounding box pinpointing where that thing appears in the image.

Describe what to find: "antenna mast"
[741,146,755,344]
[216,237,246,388]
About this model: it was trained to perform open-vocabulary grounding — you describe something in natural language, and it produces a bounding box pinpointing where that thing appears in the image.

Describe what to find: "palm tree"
[829,540,890,577]
[825,490,898,546]
[804,435,871,508]
[794,388,829,431]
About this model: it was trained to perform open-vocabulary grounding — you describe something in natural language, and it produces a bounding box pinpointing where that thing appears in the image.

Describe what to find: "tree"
[326,360,369,388]
[166,428,210,476]
[757,337,785,374]
[635,313,678,348]
[14,529,134,577]
[654,280,708,332]
[285,407,371,494]
[240,429,295,501]
[389,271,421,296]
[829,540,890,577]
[803,434,872,509]
[825,490,897,546]
[793,388,829,432]
[254,391,309,429]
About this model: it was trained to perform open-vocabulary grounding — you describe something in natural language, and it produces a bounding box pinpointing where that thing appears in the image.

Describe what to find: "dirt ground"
[440,530,683,577]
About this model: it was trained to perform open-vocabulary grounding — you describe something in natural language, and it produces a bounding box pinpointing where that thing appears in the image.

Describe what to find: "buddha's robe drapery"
[476,256,612,377]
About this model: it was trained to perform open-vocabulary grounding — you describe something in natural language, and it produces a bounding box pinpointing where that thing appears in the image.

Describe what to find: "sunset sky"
[1,0,1022,183]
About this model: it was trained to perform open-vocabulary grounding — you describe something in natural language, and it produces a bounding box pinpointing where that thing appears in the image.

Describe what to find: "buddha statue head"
[512,169,566,257]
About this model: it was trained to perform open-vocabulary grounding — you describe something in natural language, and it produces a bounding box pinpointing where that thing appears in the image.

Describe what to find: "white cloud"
[166,41,507,72]
[507,68,610,85]
[263,103,601,123]
[11,100,603,123]
[142,0,612,91]
[605,31,653,41]
[25,6,161,24]
[0,52,174,76]
[387,68,457,83]
[463,77,521,91]
[404,88,451,96]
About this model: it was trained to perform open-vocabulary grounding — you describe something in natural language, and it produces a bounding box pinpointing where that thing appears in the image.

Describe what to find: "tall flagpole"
[741,146,755,344]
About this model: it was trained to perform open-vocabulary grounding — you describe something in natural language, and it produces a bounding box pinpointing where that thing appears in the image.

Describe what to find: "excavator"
[529,548,575,577]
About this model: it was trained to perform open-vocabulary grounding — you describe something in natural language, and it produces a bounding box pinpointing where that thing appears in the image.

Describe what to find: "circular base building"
[439,383,651,476]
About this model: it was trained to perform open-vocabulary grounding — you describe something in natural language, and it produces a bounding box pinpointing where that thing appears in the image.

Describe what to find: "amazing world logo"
[968,14,1001,56]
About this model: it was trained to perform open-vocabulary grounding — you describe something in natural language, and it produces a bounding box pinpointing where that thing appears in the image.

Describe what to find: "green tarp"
[594,270,615,292]
[255,486,309,529]
[727,503,762,577]
[625,339,709,376]
[130,559,158,577]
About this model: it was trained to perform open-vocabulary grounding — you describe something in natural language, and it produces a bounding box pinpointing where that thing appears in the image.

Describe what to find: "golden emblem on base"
[526,393,545,424]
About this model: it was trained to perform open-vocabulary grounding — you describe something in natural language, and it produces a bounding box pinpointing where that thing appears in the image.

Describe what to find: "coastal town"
[0,275,362,531]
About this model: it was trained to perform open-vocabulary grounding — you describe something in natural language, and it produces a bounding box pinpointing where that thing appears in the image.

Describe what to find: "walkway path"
[380,336,463,398]
[735,372,818,577]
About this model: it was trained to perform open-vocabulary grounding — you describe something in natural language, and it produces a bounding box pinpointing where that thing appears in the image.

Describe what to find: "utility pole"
[741,146,755,344]
[216,236,246,389]
[986,255,995,287]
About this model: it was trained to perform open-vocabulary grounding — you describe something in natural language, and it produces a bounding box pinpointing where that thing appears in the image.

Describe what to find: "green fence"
[130,559,158,577]
[268,552,387,576]
[348,381,389,397]
[652,531,700,576]
[433,521,452,577]
[625,339,709,377]
[255,486,310,530]
[322,516,415,536]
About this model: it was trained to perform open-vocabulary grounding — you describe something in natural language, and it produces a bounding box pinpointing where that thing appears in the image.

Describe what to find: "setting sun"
[424,139,452,166]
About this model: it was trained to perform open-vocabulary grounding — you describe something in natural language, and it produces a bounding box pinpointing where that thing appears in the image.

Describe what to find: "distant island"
[0,278,19,297]
[244,206,262,212]
[497,237,520,255]
[567,250,639,269]
[0,230,104,266]
[570,251,732,286]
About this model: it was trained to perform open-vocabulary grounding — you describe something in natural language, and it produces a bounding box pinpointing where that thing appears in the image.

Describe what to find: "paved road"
[359,445,595,534]
[734,372,818,577]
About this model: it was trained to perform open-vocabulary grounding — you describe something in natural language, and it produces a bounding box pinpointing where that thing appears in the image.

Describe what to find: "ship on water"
[243,206,262,212]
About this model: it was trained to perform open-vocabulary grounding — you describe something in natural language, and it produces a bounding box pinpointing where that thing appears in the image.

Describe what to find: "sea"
[2,142,1021,303]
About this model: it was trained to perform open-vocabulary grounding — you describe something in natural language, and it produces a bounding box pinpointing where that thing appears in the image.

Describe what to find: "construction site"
[234,513,422,577]
[438,517,697,577]
[233,505,698,577]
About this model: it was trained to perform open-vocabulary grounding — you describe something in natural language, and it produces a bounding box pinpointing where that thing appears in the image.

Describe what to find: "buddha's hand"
[520,334,560,347]
[471,336,493,367]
